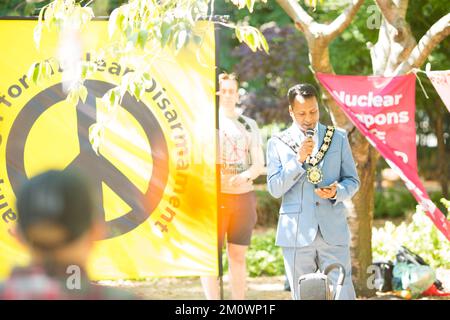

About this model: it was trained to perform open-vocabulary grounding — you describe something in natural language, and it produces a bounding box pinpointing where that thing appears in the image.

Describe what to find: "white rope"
[411,67,430,99]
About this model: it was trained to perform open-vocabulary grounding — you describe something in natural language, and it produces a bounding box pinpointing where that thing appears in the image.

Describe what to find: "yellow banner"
[0,19,218,280]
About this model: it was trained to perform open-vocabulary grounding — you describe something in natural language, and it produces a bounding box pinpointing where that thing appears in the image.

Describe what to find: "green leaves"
[80,60,97,80]
[230,0,268,13]
[441,198,450,212]
[137,29,149,49]
[119,71,151,102]
[231,0,250,11]
[246,0,255,12]
[243,230,284,277]
[78,6,94,26]
[27,62,40,84]
[160,20,173,48]
[304,0,324,10]
[33,2,46,49]
[66,83,88,105]
[33,0,95,51]
[79,84,88,103]
[175,29,188,52]
[89,122,105,156]
[372,199,450,269]
[106,1,211,54]
[108,7,127,38]
[27,0,271,153]
[27,59,58,85]
[235,25,269,54]
[103,87,121,111]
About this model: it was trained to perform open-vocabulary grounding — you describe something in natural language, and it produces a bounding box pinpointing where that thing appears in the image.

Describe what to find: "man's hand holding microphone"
[296,129,315,164]
[296,128,337,199]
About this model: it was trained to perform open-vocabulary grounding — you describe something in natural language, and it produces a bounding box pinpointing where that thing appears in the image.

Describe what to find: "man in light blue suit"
[266,84,360,300]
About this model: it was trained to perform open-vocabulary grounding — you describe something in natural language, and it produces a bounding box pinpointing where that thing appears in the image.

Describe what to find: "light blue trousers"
[281,229,356,300]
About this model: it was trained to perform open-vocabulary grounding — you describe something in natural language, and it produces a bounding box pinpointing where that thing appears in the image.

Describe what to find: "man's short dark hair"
[287,84,318,106]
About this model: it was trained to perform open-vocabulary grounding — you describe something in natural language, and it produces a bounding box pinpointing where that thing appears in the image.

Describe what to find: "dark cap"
[16,170,95,251]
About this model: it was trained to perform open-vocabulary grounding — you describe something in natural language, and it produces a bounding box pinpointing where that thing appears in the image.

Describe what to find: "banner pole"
[214,21,224,301]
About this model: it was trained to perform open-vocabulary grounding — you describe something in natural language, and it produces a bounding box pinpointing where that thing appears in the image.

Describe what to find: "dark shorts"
[218,191,257,249]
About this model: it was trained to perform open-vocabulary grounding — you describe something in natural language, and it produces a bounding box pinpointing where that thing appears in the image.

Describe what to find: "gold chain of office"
[306,126,335,184]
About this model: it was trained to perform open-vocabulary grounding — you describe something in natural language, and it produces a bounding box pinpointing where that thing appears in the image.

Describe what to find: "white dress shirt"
[292,122,319,157]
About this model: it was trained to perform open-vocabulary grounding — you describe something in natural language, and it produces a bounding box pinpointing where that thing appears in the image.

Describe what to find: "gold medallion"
[304,126,335,185]
[307,166,323,184]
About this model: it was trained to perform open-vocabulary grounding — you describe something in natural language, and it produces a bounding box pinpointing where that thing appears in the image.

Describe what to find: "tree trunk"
[348,140,378,296]
[308,43,377,297]
[434,114,449,199]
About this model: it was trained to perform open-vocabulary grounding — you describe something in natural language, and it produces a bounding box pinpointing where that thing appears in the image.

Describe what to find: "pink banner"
[317,72,450,241]
[427,70,450,112]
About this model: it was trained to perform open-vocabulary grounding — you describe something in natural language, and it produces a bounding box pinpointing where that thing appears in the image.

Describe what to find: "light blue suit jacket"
[266,123,360,248]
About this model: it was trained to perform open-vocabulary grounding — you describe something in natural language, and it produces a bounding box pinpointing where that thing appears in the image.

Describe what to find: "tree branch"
[397,0,409,18]
[375,0,400,25]
[396,13,450,74]
[323,0,365,40]
[376,0,410,21]
[275,0,315,33]
[375,0,413,43]
[275,0,362,130]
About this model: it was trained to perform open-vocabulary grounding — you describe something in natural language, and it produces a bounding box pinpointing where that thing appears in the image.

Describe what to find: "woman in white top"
[201,73,265,300]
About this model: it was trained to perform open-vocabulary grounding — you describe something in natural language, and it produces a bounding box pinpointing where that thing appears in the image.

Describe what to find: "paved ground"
[98,269,450,300]
[99,275,291,300]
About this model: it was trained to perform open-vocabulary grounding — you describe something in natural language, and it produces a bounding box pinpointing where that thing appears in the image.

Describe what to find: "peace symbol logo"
[6,80,169,239]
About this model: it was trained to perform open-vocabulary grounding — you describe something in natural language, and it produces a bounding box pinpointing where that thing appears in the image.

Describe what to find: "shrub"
[373,188,445,220]
[374,187,416,219]
[246,230,285,277]
[254,187,443,224]
[220,198,450,279]
[221,229,285,277]
[255,189,281,227]
[372,198,450,269]
[254,185,445,224]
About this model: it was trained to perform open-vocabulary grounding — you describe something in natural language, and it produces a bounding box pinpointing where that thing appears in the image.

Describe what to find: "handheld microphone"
[304,128,315,161]
[305,128,315,138]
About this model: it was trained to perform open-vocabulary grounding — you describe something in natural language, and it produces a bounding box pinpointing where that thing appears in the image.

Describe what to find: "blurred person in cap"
[0,170,137,300]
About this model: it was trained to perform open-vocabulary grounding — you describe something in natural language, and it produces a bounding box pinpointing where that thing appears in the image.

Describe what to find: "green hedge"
[374,188,446,219]
[224,198,450,277]
[254,187,446,225]
[255,189,281,227]
[247,230,285,277]
[374,188,416,219]
[219,194,450,278]
[222,229,285,277]
[373,198,450,269]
